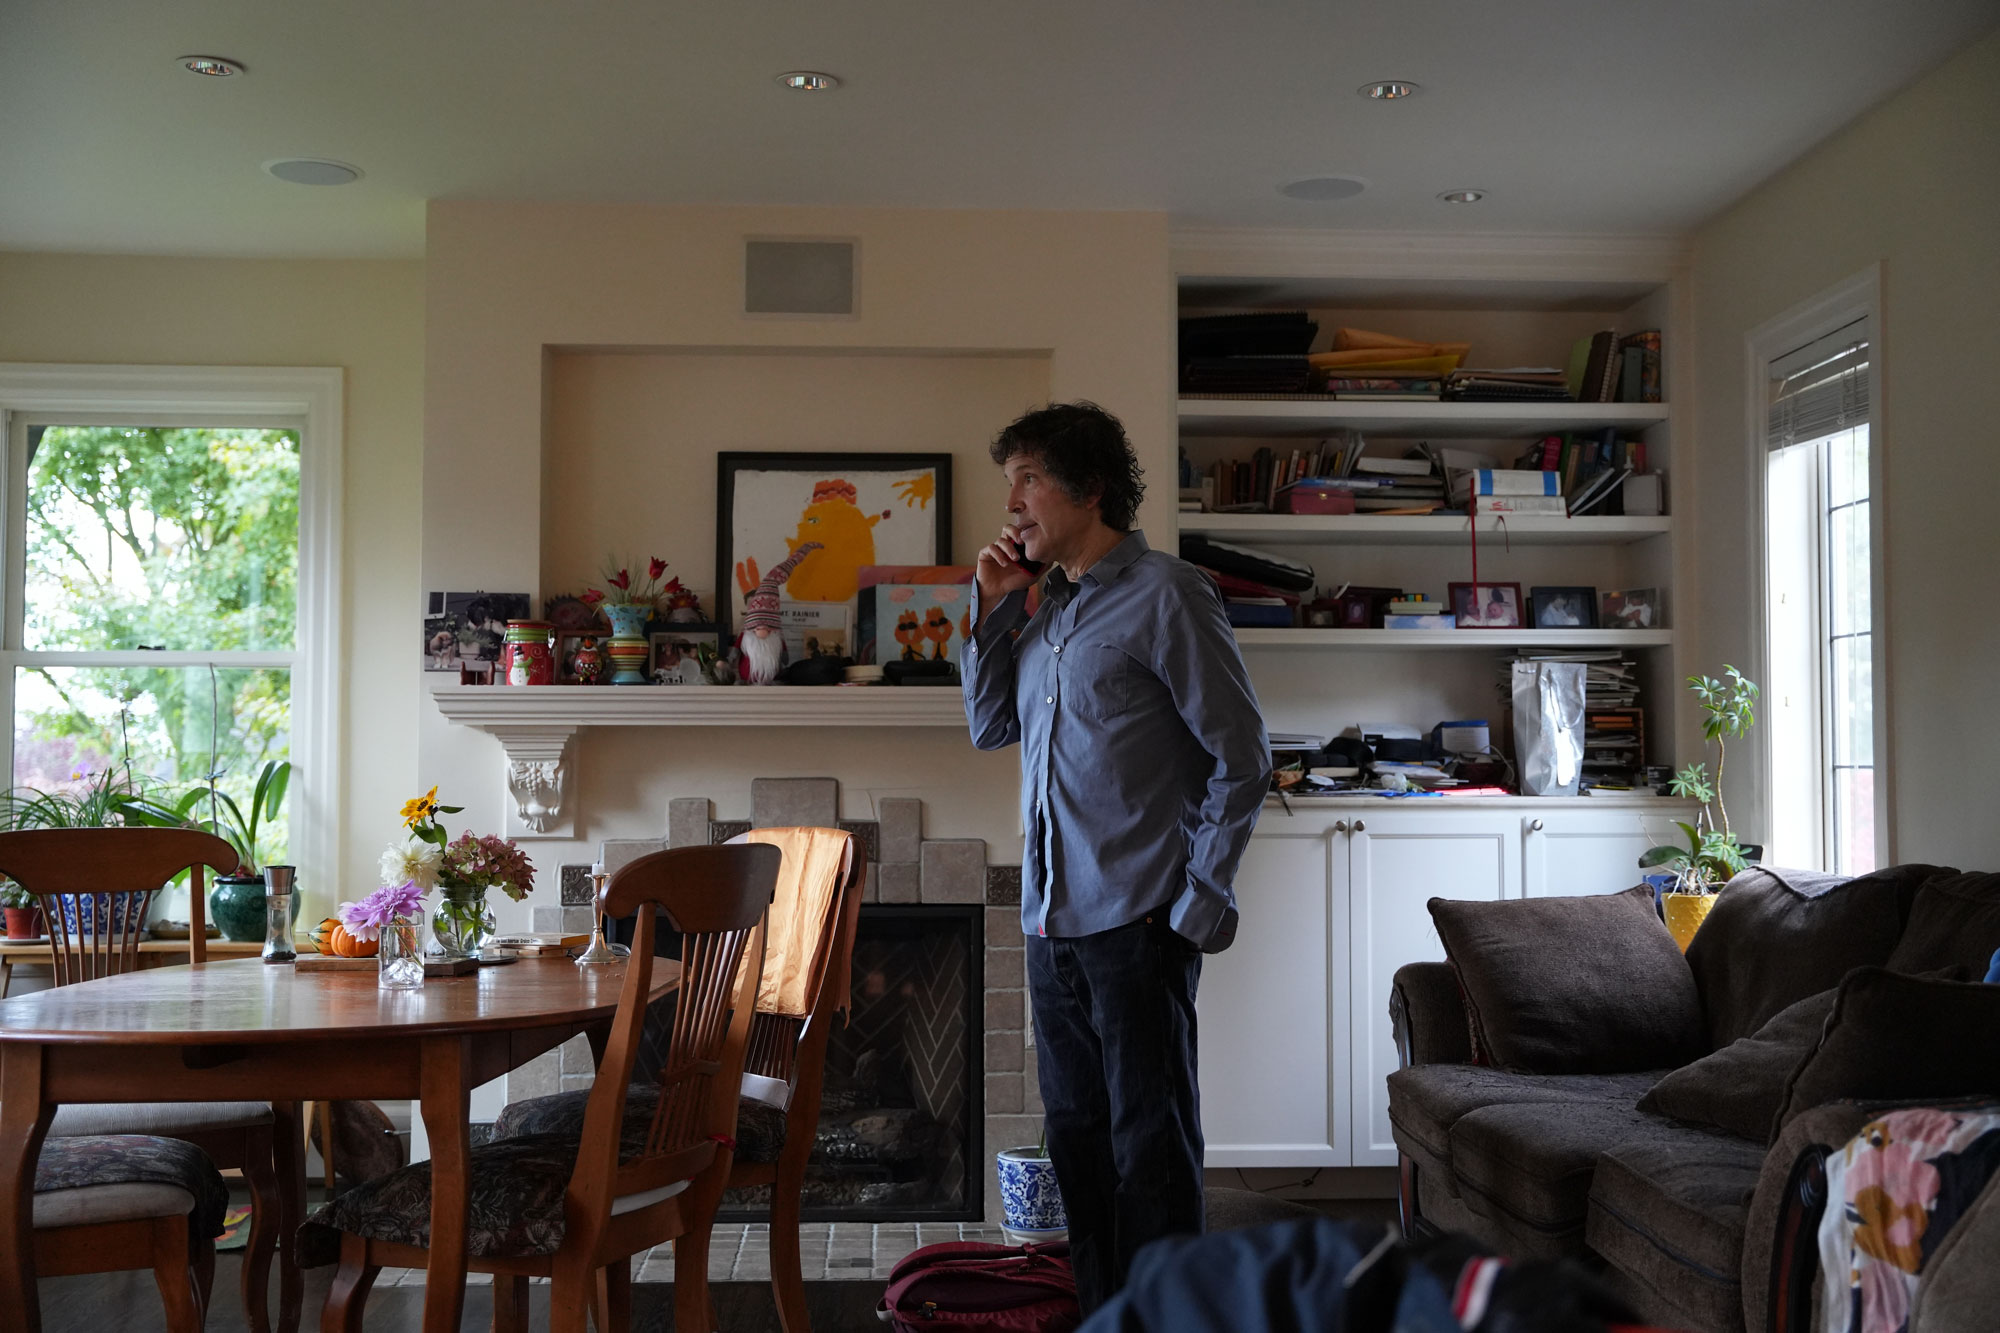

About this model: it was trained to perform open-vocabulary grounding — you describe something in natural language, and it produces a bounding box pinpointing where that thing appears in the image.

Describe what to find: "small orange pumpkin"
[310,915,376,958]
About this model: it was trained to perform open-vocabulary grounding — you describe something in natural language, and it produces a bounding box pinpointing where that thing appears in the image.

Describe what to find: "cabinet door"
[1199,827,1344,1167]
[1521,806,1696,899]
[1346,810,1518,1168]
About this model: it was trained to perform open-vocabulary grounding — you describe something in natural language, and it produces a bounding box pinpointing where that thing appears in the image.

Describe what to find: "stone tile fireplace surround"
[505,777,1039,1224]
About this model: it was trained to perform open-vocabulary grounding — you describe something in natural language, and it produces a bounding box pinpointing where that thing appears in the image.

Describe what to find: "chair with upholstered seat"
[31,1132,231,1331]
[0,827,304,1333]
[301,841,779,1333]
[492,826,866,1332]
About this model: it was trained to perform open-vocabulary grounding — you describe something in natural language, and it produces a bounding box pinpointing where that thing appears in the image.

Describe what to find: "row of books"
[1568,330,1663,404]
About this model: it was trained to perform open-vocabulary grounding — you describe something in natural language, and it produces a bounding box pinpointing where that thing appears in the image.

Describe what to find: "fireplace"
[720,904,983,1222]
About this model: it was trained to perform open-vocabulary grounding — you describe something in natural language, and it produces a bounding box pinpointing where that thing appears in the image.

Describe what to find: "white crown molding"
[1170,227,1692,283]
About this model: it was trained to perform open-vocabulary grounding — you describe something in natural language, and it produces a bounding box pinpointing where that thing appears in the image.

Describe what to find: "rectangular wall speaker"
[744,240,855,315]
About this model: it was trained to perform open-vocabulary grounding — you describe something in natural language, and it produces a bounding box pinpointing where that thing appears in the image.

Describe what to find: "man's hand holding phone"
[975,523,1043,622]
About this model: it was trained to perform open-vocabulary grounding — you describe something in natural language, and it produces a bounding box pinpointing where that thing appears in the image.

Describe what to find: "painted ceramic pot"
[606,638,650,686]
[995,1147,1067,1235]
[1662,891,1717,952]
[208,875,269,942]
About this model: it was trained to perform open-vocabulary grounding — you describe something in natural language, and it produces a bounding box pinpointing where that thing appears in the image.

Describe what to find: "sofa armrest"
[1389,961,1471,1068]
[1743,1098,1986,1333]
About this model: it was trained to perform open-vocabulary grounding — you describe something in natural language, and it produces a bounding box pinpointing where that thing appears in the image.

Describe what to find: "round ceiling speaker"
[1279,176,1367,202]
[263,158,363,186]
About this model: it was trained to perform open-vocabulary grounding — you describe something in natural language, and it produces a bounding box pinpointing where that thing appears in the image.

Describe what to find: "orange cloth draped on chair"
[740,826,856,1019]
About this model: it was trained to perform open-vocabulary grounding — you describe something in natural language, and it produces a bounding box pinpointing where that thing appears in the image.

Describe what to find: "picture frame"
[554,630,607,685]
[1530,586,1599,629]
[423,590,531,672]
[1448,582,1524,630]
[648,626,721,685]
[716,452,952,638]
[1601,588,1662,630]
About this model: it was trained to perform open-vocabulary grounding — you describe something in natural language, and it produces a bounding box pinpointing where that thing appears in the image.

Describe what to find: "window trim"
[0,365,342,893]
[1742,268,1888,868]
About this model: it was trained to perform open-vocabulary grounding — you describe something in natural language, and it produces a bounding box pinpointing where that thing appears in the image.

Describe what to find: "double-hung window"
[1762,308,1877,874]
[0,367,341,889]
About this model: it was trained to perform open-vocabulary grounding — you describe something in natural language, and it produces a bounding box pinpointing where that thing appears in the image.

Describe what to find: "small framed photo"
[1601,588,1662,630]
[648,627,721,685]
[1448,582,1523,630]
[554,631,606,685]
[423,590,531,672]
[1530,586,1599,629]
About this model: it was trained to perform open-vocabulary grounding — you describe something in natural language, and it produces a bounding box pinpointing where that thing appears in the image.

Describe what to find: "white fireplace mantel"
[431,686,971,838]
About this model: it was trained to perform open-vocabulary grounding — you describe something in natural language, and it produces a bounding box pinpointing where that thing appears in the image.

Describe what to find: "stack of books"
[1308,327,1468,399]
[1444,368,1574,401]
[1179,312,1317,395]
[1180,534,1317,628]
[1565,330,1664,404]
[1384,594,1454,630]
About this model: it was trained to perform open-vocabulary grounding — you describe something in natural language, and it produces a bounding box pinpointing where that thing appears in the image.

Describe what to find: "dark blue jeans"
[1026,913,1205,1314]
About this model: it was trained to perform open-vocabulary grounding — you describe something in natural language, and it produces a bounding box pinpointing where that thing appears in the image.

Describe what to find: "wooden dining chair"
[490,827,867,1333]
[303,841,780,1333]
[0,826,305,1333]
[29,1132,231,1331]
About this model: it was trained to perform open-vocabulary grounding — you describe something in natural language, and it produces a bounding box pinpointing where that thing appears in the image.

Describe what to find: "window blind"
[1767,317,1869,449]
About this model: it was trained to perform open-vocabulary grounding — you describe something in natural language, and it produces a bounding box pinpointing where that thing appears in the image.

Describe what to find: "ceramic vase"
[606,638,650,685]
[603,604,650,639]
[432,885,493,960]
[995,1147,1067,1243]
[378,919,425,990]
[208,875,268,941]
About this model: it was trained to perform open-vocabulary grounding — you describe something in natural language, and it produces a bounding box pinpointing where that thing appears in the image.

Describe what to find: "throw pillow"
[1886,871,2000,977]
[1777,968,2000,1127]
[1637,986,1838,1142]
[1685,863,1950,1048]
[1429,885,1706,1075]
[1638,965,1969,1143]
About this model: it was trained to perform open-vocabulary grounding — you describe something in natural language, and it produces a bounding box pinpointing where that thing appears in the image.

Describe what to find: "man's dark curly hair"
[989,401,1147,532]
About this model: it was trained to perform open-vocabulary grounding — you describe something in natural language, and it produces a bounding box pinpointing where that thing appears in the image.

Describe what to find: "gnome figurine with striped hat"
[737,541,822,684]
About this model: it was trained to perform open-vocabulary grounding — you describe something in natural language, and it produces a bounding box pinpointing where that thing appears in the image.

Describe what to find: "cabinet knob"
[1352,820,1366,833]
[1529,818,1545,832]
[1333,820,1349,834]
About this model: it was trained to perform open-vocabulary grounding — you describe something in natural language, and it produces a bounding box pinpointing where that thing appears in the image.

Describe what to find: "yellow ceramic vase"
[1662,892,1717,952]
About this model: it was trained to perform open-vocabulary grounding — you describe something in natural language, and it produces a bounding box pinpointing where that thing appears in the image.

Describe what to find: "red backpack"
[877,1240,1081,1332]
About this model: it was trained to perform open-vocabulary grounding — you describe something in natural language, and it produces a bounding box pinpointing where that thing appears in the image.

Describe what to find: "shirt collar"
[1046,530,1149,605]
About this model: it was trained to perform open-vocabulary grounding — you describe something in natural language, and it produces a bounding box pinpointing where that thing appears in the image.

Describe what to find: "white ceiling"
[3,0,1995,259]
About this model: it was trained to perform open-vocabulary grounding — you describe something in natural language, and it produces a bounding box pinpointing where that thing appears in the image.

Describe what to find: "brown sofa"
[1386,864,2000,1333]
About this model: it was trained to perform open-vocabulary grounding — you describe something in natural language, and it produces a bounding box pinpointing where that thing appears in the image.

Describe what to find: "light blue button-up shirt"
[962,531,1271,951]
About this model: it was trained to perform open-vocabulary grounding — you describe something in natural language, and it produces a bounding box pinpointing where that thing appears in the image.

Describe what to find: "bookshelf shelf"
[1231,628,1674,651]
[1181,513,1669,547]
[1178,399,1670,438]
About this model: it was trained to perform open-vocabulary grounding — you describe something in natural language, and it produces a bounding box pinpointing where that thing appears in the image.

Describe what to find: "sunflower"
[400,786,440,829]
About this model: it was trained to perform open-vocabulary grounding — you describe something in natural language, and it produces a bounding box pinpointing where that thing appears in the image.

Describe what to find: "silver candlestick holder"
[574,866,627,966]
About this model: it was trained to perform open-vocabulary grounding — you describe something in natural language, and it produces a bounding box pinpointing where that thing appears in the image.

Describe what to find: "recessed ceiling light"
[777,71,841,92]
[1279,176,1367,202]
[1438,189,1486,204]
[264,158,363,187]
[179,55,244,77]
[1359,81,1420,100]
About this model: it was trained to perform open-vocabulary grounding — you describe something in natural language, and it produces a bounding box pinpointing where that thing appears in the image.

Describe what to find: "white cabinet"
[1197,827,1345,1166]
[1199,799,1695,1170]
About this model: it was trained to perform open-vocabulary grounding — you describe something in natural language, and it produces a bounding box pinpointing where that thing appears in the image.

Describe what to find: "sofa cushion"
[1778,969,2000,1127]
[1446,1100,1673,1259]
[1910,1151,2000,1333]
[1638,987,1838,1143]
[1386,1065,1665,1164]
[1429,886,1704,1075]
[1887,871,2000,976]
[1585,1129,1766,1333]
[1684,864,1944,1048]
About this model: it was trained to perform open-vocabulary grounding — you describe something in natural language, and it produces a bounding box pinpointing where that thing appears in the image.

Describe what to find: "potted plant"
[1,766,154,937]
[1639,666,1759,951]
[995,1127,1067,1243]
[0,882,40,940]
[124,760,292,942]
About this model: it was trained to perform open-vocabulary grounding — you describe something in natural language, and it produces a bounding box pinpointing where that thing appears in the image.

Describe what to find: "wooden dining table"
[0,954,677,1333]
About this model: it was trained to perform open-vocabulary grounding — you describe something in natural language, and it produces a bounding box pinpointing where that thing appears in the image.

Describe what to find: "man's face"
[1003,453,1101,568]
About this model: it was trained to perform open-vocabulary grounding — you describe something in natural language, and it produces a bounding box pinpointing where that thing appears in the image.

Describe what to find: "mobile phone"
[1011,540,1045,576]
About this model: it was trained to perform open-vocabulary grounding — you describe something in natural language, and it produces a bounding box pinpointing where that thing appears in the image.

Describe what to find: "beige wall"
[1686,27,2000,868]
[421,202,1173,926]
[0,253,426,915]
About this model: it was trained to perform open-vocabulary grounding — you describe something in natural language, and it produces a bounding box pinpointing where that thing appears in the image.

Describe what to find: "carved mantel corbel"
[490,725,576,839]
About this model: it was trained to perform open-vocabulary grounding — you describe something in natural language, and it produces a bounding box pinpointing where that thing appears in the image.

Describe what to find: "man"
[962,401,1271,1312]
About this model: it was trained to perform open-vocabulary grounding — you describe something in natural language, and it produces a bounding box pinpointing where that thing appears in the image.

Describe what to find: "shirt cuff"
[968,585,1028,655]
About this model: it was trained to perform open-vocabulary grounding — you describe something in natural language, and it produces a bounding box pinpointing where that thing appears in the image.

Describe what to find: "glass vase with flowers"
[338,880,428,990]
[387,786,535,960]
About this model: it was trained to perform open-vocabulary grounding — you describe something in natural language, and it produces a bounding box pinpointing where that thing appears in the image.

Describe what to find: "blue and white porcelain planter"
[995,1146,1067,1241]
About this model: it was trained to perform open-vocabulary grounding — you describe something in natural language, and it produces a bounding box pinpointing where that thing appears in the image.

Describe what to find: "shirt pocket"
[1065,643,1138,723]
